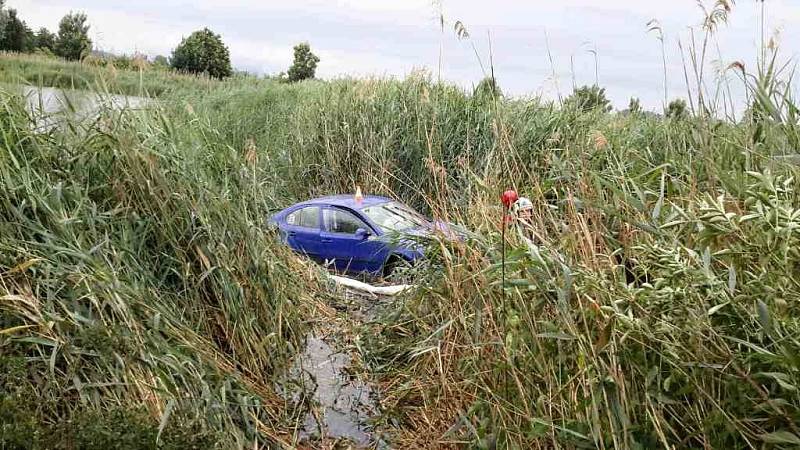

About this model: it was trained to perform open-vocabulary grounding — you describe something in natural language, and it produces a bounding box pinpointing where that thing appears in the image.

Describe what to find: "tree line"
[0,2,90,60]
[0,2,320,82]
[0,3,689,107]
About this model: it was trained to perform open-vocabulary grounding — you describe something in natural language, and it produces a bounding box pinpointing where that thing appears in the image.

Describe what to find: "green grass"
[1,48,800,449]
[0,52,225,97]
[0,83,319,447]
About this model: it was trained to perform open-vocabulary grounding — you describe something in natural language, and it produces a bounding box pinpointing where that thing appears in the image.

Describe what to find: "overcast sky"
[9,1,800,111]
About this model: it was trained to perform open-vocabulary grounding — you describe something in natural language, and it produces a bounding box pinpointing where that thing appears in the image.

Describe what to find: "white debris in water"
[329,274,414,297]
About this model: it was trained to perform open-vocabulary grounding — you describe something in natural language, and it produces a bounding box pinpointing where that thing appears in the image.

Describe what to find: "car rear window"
[323,209,367,234]
[286,206,320,229]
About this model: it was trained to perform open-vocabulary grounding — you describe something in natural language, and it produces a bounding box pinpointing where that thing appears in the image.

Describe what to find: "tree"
[34,27,55,52]
[287,42,319,82]
[564,85,612,113]
[170,28,232,79]
[473,76,502,99]
[55,12,92,60]
[665,98,688,120]
[628,97,642,114]
[0,1,8,46]
[0,9,34,52]
[21,20,33,52]
[152,55,169,67]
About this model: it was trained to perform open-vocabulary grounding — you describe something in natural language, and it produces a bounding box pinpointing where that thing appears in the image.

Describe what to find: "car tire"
[383,254,406,279]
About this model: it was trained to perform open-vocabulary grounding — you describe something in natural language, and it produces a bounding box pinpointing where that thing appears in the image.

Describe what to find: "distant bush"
[473,76,502,99]
[31,46,55,58]
[287,42,319,82]
[666,98,689,119]
[628,96,642,114]
[153,54,169,67]
[33,27,55,52]
[564,84,612,113]
[171,28,232,79]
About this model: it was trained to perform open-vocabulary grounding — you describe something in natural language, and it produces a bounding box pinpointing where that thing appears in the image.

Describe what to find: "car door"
[320,207,389,273]
[283,206,323,262]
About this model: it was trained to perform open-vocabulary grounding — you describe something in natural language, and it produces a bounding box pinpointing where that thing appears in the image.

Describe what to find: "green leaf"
[727,265,736,294]
[157,399,176,444]
[755,398,792,412]
[595,317,615,351]
[708,302,729,316]
[14,336,58,347]
[756,372,798,392]
[760,431,800,445]
[723,335,775,356]
[536,332,576,341]
[505,278,533,287]
[757,300,772,335]
[0,324,35,335]
[652,170,666,220]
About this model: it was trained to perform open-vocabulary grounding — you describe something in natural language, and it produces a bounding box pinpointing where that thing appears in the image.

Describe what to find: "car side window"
[323,209,367,234]
[286,206,320,229]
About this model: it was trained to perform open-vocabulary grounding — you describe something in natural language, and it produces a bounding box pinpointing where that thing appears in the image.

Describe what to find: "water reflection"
[11,86,150,130]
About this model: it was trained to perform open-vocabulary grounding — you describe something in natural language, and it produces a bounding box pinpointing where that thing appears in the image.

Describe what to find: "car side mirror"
[355,228,371,240]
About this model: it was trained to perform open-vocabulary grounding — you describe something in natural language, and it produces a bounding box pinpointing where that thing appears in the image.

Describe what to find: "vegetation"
[0,4,90,60]
[564,84,612,113]
[171,28,232,79]
[54,11,91,61]
[0,6,241,83]
[3,1,800,448]
[286,42,319,82]
[0,5,317,86]
[473,75,502,99]
[0,9,34,53]
[0,80,322,447]
[666,98,689,120]
[162,46,800,447]
[0,53,220,97]
[153,54,169,67]
[627,96,641,114]
[33,27,55,53]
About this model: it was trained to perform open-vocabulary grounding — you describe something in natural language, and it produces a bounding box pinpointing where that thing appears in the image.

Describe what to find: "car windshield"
[362,202,429,232]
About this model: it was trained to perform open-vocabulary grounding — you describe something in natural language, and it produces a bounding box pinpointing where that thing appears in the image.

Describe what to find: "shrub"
[287,42,319,82]
[171,28,232,79]
[564,84,613,113]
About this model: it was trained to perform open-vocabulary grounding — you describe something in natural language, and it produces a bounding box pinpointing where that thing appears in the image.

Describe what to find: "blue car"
[270,195,435,276]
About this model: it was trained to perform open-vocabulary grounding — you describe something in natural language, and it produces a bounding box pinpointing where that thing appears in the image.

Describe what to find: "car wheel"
[383,254,406,279]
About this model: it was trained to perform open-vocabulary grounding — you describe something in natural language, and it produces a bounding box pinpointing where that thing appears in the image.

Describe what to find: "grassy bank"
[0,52,223,97]
[0,86,321,447]
[1,49,800,449]
[174,72,800,448]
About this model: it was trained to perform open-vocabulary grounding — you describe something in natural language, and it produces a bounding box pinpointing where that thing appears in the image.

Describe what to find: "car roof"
[297,194,392,210]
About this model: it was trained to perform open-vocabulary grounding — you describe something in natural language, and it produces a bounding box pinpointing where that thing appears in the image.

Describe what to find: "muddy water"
[293,332,379,446]
[279,285,394,448]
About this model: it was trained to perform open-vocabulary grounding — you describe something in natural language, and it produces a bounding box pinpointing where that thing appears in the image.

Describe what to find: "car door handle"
[287,231,297,237]
[321,238,333,243]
